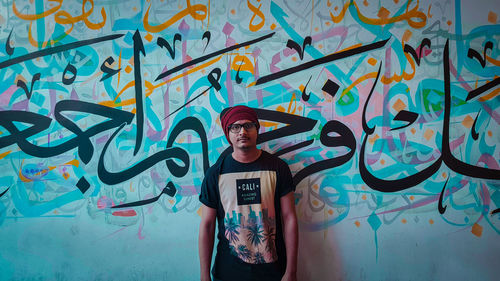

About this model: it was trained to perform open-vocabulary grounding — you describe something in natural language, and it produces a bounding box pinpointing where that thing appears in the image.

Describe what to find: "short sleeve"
[276,159,294,197]
[199,166,218,209]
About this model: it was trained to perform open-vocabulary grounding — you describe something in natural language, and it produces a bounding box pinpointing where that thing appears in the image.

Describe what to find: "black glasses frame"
[228,122,257,133]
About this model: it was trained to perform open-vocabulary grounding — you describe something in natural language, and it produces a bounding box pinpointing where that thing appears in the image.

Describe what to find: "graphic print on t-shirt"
[236,178,261,205]
[219,170,277,264]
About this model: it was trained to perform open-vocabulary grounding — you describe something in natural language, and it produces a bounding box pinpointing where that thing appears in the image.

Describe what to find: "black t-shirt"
[199,151,294,281]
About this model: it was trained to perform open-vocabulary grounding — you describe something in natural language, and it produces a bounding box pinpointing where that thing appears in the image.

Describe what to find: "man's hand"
[199,205,216,281]
[280,192,298,281]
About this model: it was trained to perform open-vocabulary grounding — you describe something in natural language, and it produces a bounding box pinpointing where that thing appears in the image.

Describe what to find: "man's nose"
[239,127,249,134]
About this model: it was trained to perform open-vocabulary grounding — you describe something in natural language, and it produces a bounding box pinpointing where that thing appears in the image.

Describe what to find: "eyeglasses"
[228,122,257,133]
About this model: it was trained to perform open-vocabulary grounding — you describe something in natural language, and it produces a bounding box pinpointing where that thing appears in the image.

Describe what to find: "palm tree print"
[224,217,240,243]
[254,252,265,264]
[262,225,276,252]
[229,244,238,257]
[238,244,252,262]
[246,222,264,246]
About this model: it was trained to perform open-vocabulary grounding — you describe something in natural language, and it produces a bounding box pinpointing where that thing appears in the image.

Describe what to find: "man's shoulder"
[204,154,227,178]
[260,150,284,161]
[259,150,290,169]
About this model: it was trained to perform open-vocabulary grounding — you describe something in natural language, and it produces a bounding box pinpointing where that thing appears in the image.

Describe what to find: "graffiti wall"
[1,0,499,280]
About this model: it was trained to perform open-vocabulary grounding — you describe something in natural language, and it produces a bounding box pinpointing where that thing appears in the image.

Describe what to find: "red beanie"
[220,105,260,145]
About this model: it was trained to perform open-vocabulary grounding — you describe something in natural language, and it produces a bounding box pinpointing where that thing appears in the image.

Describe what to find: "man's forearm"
[283,213,298,275]
[280,192,298,280]
[199,224,215,281]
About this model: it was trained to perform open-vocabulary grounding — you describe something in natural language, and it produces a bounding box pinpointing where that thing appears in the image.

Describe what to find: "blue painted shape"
[368,212,382,231]
[491,191,500,208]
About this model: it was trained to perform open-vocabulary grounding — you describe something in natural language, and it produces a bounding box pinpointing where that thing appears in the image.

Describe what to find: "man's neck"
[232,147,261,163]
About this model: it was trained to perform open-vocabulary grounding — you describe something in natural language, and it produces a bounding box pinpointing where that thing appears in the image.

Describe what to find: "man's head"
[220,105,260,147]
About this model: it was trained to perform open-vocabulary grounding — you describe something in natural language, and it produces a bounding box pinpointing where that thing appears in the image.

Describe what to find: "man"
[199,105,298,281]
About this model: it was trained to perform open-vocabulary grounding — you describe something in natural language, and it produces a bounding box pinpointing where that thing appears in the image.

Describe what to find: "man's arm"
[280,191,298,281]
[199,204,217,281]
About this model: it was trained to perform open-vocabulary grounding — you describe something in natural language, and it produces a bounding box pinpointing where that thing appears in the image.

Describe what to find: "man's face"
[228,119,258,151]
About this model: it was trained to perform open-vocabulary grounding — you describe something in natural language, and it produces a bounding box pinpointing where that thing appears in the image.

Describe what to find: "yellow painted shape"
[368,134,380,145]
[378,7,390,19]
[0,150,12,160]
[423,129,434,141]
[392,98,407,112]
[461,115,474,128]
[488,11,498,24]
[402,29,413,42]
[471,223,483,237]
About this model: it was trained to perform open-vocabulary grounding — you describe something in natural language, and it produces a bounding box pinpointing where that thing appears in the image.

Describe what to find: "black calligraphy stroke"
[76,177,90,194]
[492,208,500,215]
[362,63,382,136]
[133,30,146,156]
[467,41,493,68]
[62,63,77,85]
[359,62,442,192]
[301,76,312,101]
[466,76,500,101]
[438,177,449,214]
[471,110,481,140]
[163,68,222,120]
[54,100,135,163]
[404,38,431,66]
[155,32,275,81]
[322,79,340,98]
[286,36,312,60]
[293,120,356,186]
[217,107,318,166]
[274,140,314,157]
[17,73,41,100]
[98,116,209,185]
[6,29,15,56]
[111,181,177,209]
[202,31,211,53]
[157,33,182,59]
[0,34,124,70]
[235,61,244,84]
[0,187,9,198]
[100,56,121,82]
[0,100,134,162]
[254,108,318,144]
[441,41,500,180]
[255,38,390,86]
[219,107,356,186]
[390,110,419,131]
[360,40,500,193]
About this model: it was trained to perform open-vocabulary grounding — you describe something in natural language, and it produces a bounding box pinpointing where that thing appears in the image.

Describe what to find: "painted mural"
[0,0,499,280]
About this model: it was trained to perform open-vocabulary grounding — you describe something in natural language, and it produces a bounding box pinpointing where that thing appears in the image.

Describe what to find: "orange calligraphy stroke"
[13,0,63,20]
[248,0,265,32]
[143,0,207,33]
[352,0,427,29]
[329,0,351,23]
